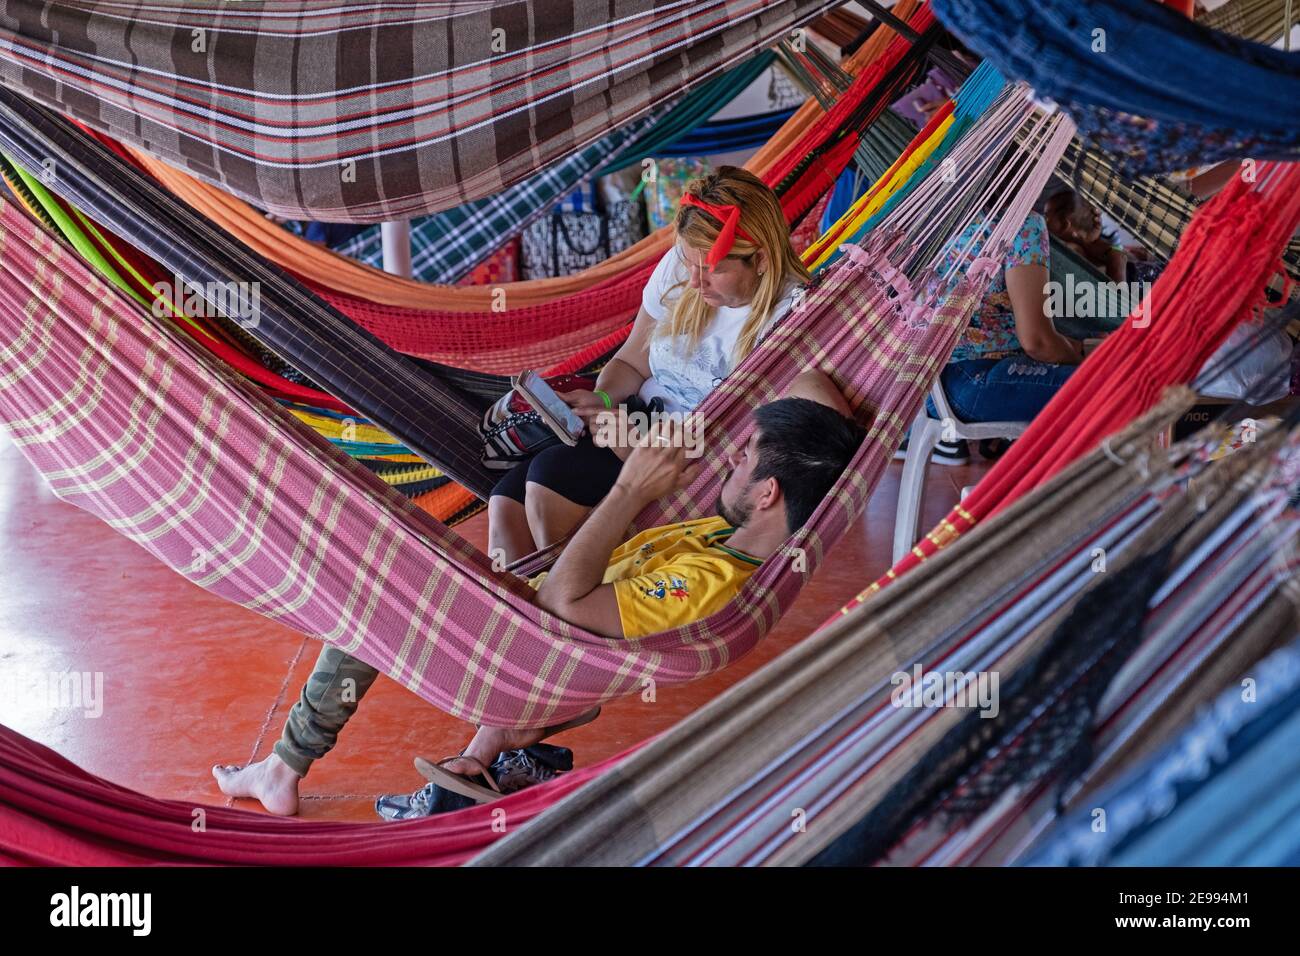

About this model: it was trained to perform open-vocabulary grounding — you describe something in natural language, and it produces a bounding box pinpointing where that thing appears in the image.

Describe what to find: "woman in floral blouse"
[931,211,1084,436]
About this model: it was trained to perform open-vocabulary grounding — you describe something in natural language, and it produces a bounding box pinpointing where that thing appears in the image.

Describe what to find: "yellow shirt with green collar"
[528,516,762,639]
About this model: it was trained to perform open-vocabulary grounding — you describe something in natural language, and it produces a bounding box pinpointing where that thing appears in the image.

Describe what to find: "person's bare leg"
[524,482,593,549]
[212,753,301,816]
[488,494,536,565]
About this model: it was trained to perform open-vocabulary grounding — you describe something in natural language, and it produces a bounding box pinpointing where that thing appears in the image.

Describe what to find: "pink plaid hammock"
[0,86,1075,866]
[0,85,1070,733]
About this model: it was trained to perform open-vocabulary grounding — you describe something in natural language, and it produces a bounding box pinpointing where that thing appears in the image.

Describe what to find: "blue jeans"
[926,357,1076,424]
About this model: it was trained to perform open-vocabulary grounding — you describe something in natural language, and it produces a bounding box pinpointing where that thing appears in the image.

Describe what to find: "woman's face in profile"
[678,242,763,309]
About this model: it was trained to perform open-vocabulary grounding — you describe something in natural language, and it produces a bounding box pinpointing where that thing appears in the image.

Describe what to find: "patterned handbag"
[479,373,597,470]
[520,193,645,279]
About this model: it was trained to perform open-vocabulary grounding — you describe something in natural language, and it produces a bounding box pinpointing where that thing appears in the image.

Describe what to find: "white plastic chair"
[892,380,1027,563]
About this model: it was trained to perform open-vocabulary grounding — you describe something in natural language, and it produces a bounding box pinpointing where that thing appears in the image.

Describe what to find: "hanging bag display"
[520,187,646,279]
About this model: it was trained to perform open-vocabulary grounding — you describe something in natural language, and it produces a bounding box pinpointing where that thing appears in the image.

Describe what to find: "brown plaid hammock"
[0,77,1072,729]
[0,0,842,221]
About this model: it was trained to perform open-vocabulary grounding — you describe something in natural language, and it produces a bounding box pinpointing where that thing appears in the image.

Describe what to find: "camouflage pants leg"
[273,644,380,776]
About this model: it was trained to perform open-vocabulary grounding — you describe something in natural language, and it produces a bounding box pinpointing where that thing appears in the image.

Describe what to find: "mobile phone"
[513,370,586,445]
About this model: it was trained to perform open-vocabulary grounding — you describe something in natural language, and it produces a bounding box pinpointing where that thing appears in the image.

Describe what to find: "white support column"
[380,220,413,278]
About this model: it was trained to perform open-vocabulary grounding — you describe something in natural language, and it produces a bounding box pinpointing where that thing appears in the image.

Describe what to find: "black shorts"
[489,437,623,507]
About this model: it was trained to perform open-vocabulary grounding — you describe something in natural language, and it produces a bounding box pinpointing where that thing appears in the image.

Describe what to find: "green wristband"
[594,389,613,409]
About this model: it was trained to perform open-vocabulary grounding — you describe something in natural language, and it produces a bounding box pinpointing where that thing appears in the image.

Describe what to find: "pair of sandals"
[415,706,599,804]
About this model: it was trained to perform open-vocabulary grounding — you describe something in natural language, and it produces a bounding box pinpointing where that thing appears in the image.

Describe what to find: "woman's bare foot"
[212,753,302,816]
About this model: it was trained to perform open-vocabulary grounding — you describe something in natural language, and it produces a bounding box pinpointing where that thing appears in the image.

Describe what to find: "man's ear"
[754,475,781,512]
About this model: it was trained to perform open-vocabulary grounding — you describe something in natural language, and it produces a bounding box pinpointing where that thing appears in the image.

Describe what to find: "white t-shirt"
[637,246,803,413]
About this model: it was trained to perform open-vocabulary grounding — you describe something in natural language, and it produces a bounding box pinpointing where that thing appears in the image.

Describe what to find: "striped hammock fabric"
[0,90,1080,866]
[876,437,1300,867]
[0,718,627,864]
[0,154,490,526]
[329,52,779,283]
[0,78,1072,732]
[118,2,925,314]
[465,396,1192,864]
[0,7,932,387]
[0,0,840,221]
[0,7,933,508]
[111,4,937,374]
[330,51,776,285]
[0,188,973,729]
[474,406,1300,865]
[1200,0,1300,44]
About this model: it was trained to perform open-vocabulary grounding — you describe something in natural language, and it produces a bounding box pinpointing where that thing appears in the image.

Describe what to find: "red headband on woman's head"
[679,192,757,271]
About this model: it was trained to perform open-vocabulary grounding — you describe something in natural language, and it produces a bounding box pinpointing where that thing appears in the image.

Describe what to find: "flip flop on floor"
[413,706,602,804]
[414,755,504,804]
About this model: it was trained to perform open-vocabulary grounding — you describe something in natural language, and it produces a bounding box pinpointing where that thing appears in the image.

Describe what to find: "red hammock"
[0,724,639,865]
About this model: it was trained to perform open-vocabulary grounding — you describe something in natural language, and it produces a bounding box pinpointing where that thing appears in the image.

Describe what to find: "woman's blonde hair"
[659,166,810,362]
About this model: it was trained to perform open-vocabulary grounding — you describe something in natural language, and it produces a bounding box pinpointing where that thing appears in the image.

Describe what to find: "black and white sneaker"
[893,436,971,466]
[374,781,475,821]
[491,744,573,793]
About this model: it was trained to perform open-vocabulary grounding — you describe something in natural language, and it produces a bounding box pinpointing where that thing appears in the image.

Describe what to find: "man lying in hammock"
[214,371,865,817]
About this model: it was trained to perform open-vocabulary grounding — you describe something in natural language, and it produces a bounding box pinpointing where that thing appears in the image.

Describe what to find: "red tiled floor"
[0,427,990,822]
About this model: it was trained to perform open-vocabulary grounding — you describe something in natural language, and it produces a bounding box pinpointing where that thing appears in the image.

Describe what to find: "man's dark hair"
[752,397,868,534]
